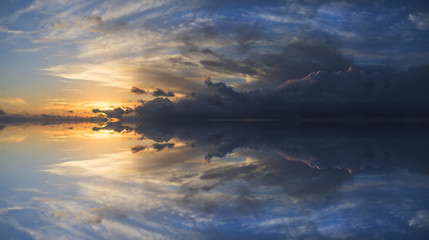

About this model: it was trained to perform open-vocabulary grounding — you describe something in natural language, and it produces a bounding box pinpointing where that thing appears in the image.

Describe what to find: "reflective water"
[0,122,429,239]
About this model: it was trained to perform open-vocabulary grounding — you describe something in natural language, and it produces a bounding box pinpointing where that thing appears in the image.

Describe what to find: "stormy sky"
[0,0,429,117]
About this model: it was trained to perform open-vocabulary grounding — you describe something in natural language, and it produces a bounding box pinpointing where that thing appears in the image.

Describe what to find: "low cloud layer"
[134,64,429,120]
[92,107,133,119]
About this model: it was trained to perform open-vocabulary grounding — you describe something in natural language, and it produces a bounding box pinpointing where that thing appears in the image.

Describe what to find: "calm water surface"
[0,122,429,239]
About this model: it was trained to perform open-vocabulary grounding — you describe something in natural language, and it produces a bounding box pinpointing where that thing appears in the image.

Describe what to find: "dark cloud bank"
[134,64,429,120]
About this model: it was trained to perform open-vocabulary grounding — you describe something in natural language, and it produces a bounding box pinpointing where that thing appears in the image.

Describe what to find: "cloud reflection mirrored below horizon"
[0,122,429,239]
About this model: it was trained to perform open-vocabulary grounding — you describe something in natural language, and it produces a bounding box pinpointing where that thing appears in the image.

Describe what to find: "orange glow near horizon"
[39,100,138,117]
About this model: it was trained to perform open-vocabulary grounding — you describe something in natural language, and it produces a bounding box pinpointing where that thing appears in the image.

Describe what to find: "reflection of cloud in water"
[198,154,350,200]
[131,122,429,175]
[39,123,133,141]
[1,122,429,239]
[0,135,27,143]
[37,145,213,239]
[92,121,133,133]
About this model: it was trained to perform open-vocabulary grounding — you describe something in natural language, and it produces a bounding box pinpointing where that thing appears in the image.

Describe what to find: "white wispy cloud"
[42,62,136,88]
[3,0,243,91]
[409,12,429,30]
[0,206,24,215]
[0,25,24,34]
[15,47,47,52]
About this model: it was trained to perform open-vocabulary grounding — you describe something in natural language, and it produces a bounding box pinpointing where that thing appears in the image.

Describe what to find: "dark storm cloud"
[193,37,352,87]
[0,109,5,115]
[134,64,429,120]
[152,89,175,97]
[152,143,175,151]
[179,22,288,86]
[92,107,133,119]
[131,86,146,95]
[254,39,352,87]
[131,145,146,153]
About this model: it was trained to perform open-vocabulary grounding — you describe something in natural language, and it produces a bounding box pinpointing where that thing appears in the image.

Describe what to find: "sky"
[0,0,429,117]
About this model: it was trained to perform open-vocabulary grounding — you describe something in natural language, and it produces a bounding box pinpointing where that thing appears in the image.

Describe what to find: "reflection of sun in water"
[40,123,135,141]
[85,129,131,139]
[42,99,137,117]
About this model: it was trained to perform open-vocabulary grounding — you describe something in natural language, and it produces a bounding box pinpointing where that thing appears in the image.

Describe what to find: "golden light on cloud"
[0,97,27,105]
[43,62,136,89]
